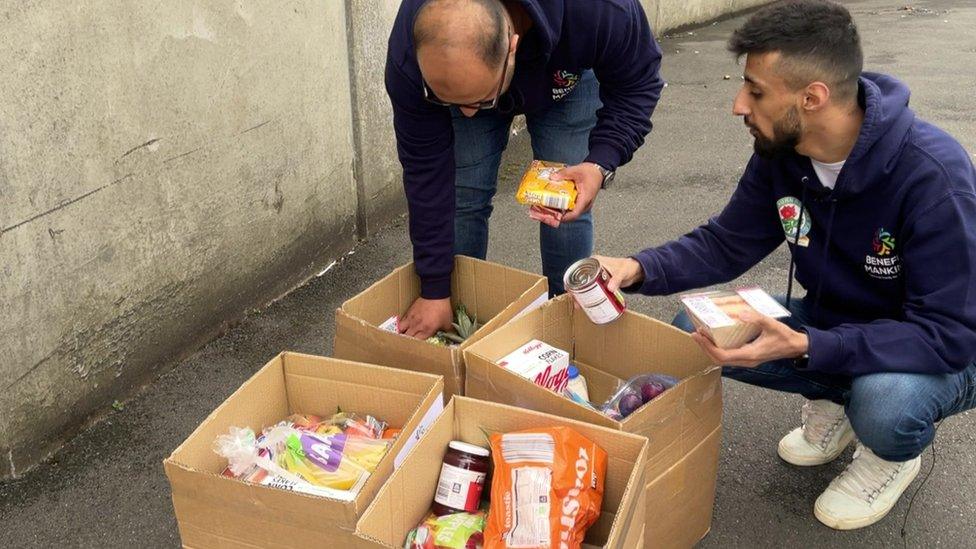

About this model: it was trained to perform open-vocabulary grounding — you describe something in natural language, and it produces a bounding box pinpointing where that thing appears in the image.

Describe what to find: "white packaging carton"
[497,339,570,393]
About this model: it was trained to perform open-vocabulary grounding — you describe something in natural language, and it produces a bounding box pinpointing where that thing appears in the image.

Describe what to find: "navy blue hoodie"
[386,0,664,298]
[632,74,976,376]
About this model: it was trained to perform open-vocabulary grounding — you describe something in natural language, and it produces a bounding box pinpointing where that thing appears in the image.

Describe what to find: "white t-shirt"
[811,158,846,189]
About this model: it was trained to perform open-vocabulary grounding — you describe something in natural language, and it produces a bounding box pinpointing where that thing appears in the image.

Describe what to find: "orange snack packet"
[485,426,607,549]
[516,160,578,211]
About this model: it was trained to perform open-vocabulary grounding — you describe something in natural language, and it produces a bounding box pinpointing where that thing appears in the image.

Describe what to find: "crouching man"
[598,0,976,530]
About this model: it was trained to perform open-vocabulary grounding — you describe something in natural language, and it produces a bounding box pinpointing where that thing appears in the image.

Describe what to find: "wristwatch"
[596,164,616,189]
[792,327,811,370]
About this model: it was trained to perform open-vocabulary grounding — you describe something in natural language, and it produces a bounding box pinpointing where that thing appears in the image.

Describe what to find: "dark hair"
[413,0,508,69]
[729,0,863,102]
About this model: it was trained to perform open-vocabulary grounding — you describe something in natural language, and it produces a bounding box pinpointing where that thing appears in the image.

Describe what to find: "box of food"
[463,295,723,548]
[163,352,444,548]
[496,338,571,393]
[680,287,790,349]
[515,160,578,211]
[334,256,548,397]
[355,397,648,549]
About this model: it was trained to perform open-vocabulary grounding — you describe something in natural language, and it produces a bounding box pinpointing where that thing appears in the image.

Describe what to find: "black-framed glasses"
[422,45,511,110]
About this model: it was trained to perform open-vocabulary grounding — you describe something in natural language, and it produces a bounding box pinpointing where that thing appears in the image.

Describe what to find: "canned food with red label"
[563,258,626,324]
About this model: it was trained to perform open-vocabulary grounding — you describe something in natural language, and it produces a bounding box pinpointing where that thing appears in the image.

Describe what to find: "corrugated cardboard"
[355,396,649,549]
[463,295,723,548]
[163,352,444,548]
[334,256,548,397]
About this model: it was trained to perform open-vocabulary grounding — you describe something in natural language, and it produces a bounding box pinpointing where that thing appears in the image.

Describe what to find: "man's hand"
[528,162,604,228]
[690,311,809,368]
[399,297,453,339]
[593,255,644,292]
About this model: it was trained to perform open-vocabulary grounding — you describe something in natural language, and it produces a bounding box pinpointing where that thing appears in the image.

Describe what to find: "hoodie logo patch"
[872,228,895,256]
[552,70,580,101]
[865,228,901,280]
[777,197,811,247]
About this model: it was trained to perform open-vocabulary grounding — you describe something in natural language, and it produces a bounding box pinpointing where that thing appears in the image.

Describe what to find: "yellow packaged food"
[516,160,578,211]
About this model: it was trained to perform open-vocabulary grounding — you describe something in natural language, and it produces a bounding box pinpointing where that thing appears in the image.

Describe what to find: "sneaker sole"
[777,429,855,467]
[813,457,922,530]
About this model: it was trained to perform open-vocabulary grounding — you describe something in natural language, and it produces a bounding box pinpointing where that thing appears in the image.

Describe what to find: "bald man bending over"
[386,0,664,339]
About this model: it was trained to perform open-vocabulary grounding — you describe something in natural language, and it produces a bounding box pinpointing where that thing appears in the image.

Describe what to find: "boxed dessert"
[680,287,790,349]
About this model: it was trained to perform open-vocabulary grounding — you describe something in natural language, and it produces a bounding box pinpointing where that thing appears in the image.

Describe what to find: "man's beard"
[751,106,802,158]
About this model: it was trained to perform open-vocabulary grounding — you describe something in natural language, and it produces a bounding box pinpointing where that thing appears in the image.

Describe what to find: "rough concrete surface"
[2,0,975,547]
[0,2,357,479]
[344,0,408,239]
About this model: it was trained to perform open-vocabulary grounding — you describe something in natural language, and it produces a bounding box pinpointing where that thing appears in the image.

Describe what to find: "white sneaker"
[814,444,922,530]
[778,399,855,466]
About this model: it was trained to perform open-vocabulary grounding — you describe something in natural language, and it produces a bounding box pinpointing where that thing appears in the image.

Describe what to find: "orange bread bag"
[485,426,607,549]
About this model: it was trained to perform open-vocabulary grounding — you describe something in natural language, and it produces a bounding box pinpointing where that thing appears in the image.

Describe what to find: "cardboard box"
[355,397,649,549]
[463,295,723,548]
[680,287,790,349]
[164,352,445,548]
[334,256,548,397]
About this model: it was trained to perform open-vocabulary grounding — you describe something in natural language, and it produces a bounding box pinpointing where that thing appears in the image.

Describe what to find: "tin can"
[563,258,626,324]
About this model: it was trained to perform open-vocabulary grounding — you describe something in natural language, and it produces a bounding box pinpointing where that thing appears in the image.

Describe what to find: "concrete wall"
[0,1,357,479]
[0,0,772,480]
[345,1,407,238]
[648,0,773,33]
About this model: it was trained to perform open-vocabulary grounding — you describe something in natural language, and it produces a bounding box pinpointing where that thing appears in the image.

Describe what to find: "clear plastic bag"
[599,374,679,420]
[259,425,390,491]
[215,415,393,499]
[287,411,388,439]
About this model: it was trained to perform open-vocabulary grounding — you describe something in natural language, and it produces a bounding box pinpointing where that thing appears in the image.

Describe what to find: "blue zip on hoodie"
[632,74,976,377]
[386,0,664,298]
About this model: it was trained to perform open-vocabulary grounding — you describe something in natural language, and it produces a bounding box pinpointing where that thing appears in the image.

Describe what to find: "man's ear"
[510,33,520,56]
[802,81,831,112]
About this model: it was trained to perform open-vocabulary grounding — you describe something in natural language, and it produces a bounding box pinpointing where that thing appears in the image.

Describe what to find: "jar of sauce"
[431,441,490,515]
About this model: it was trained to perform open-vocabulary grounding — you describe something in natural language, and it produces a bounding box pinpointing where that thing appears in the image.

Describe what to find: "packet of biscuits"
[680,287,791,349]
[484,426,605,549]
[516,160,578,211]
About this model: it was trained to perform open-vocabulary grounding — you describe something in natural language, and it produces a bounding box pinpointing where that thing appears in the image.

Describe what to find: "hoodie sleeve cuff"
[803,327,846,374]
[627,251,670,296]
[420,275,452,300]
[585,143,625,172]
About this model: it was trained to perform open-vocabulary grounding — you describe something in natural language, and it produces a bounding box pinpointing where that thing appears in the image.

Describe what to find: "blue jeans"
[452,71,600,295]
[672,297,976,462]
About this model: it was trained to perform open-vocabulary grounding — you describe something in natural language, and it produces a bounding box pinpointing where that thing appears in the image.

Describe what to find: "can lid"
[563,257,601,290]
[568,365,580,378]
[449,440,490,457]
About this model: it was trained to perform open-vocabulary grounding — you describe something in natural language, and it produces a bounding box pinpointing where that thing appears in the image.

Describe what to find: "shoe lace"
[801,400,846,449]
[835,445,904,504]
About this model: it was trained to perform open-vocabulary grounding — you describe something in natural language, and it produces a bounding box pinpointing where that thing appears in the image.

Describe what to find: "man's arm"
[585,0,664,172]
[385,57,456,300]
[554,0,664,226]
[629,156,786,295]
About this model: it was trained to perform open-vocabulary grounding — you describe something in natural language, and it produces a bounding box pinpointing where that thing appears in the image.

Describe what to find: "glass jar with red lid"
[431,441,490,516]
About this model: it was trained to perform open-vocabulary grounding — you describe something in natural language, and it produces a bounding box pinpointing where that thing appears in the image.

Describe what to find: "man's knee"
[671,310,695,334]
[847,373,934,460]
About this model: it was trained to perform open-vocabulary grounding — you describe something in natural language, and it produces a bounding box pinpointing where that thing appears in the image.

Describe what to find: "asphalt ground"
[2,1,975,547]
